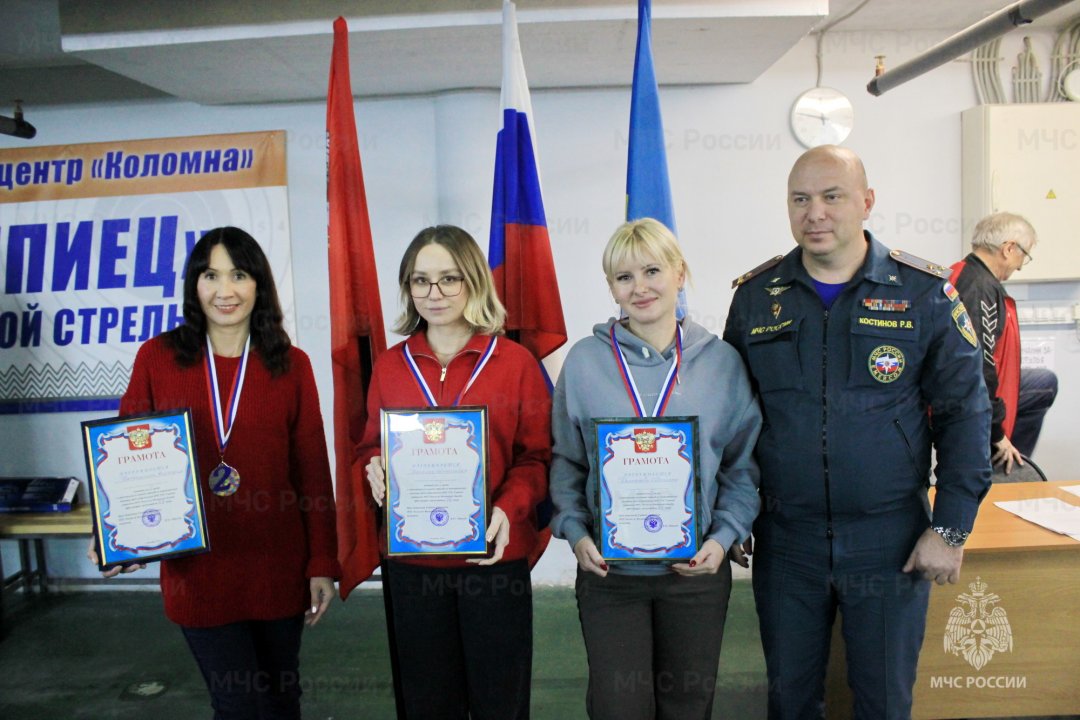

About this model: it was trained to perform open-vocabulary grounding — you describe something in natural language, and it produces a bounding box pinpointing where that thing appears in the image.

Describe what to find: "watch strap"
[932,525,969,547]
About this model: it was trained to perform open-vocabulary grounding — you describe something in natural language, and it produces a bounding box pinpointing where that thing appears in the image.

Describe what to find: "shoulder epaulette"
[889,249,950,278]
[732,255,784,289]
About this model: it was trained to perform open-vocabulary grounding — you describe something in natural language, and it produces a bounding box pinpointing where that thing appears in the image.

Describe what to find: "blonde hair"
[393,225,506,336]
[602,218,691,284]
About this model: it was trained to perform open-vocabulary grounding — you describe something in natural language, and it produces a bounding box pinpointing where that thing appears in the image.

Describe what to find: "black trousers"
[575,563,733,720]
[384,559,533,720]
[180,614,305,720]
[1011,367,1058,458]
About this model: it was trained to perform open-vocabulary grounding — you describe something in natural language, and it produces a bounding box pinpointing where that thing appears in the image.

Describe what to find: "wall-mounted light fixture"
[0,100,37,139]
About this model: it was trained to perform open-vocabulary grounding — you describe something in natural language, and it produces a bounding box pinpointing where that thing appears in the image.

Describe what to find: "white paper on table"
[1058,484,1080,500]
[994,497,1080,538]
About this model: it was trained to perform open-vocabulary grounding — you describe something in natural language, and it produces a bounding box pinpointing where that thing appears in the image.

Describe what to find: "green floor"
[0,582,766,719]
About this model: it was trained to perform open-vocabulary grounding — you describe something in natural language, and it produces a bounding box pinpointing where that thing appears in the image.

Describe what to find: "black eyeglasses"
[410,276,464,298]
[1010,241,1034,266]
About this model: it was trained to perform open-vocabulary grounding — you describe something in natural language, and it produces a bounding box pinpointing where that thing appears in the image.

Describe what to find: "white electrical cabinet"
[962,104,1080,282]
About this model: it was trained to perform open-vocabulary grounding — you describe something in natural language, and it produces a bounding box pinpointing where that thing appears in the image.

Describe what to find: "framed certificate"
[382,407,489,556]
[81,409,210,570]
[593,417,701,562]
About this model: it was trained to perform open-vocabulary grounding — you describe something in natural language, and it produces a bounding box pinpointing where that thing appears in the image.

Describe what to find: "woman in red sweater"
[91,226,340,719]
[358,225,551,720]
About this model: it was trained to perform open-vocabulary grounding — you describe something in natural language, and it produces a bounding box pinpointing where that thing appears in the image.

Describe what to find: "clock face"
[791,87,855,148]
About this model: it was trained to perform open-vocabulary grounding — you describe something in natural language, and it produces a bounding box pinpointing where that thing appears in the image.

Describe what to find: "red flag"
[327,16,386,599]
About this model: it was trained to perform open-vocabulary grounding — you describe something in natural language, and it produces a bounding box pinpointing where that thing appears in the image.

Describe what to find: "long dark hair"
[164,226,291,376]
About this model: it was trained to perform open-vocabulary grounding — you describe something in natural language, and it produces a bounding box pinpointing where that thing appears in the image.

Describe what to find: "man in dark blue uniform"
[723,146,991,719]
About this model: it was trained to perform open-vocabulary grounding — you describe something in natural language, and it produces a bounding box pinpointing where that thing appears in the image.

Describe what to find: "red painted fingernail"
[689,560,697,568]
[600,563,609,571]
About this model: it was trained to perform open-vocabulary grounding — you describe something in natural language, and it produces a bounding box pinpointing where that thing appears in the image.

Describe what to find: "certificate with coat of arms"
[382,407,489,556]
[81,409,210,570]
[593,417,700,562]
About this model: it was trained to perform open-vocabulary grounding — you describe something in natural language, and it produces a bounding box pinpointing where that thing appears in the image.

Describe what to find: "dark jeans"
[384,559,533,720]
[1011,367,1058,458]
[180,614,305,720]
[575,563,733,720]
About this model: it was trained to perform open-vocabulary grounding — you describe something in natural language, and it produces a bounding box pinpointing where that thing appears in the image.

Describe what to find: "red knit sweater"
[356,333,552,567]
[121,335,340,627]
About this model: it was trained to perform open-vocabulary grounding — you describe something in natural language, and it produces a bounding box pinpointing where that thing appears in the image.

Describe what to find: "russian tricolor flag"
[488,0,567,369]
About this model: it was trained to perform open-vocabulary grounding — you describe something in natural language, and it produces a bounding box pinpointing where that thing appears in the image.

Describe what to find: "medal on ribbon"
[204,335,251,496]
[609,323,682,418]
[594,323,699,564]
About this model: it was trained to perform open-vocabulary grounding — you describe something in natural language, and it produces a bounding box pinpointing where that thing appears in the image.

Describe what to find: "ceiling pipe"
[867,0,1077,96]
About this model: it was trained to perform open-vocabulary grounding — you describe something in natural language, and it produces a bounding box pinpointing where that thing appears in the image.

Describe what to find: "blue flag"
[626,0,675,231]
[626,0,685,316]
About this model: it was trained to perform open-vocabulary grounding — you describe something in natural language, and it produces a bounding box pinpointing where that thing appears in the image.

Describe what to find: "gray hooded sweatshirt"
[550,317,762,575]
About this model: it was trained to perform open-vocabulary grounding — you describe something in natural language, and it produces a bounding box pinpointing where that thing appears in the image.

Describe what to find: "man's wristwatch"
[932,526,969,547]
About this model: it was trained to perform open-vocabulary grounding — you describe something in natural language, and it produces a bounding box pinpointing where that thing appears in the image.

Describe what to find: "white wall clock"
[790,87,855,148]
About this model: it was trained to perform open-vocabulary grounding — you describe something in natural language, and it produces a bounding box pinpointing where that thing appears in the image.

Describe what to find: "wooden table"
[826,481,1080,718]
[0,505,93,634]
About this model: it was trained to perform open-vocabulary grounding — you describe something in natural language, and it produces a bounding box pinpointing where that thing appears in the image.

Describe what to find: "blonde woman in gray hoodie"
[550,218,762,720]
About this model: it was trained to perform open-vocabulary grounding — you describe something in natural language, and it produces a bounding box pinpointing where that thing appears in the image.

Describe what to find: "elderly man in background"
[949,212,1059,475]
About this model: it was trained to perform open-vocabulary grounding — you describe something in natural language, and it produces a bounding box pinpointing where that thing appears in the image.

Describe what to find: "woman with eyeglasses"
[355,225,551,720]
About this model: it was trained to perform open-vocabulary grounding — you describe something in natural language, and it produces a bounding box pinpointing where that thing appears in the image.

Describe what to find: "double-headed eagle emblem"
[944,576,1013,670]
[633,429,657,453]
[423,419,446,444]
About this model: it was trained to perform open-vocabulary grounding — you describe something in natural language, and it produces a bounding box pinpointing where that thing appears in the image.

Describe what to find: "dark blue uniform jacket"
[723,234,991,533]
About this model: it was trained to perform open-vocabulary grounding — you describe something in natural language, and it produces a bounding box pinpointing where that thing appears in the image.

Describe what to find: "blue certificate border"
[81,408,210,569]
[382,406,489,556]
[593,416,700,562]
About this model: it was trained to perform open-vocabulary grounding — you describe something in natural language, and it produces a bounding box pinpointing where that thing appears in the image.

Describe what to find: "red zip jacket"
[355,332,552,567]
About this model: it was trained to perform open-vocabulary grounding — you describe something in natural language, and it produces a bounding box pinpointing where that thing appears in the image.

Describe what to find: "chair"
[991,454,1047,483]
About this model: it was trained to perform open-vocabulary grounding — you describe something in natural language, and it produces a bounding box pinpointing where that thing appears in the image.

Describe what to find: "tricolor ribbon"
[204,334,251,456]
[403,336,498,407]
[609,322,682,418]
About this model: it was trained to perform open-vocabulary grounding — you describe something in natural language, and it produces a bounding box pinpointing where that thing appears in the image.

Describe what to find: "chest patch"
[857,316,915,330]
[749,319,794,336]
[869,345,905,383]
